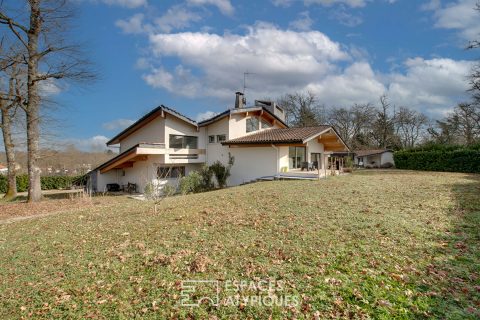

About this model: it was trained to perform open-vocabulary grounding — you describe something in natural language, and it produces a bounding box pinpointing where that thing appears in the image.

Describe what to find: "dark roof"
[106,105,196,146]
[355,149,393,157]
[222,126,331,145]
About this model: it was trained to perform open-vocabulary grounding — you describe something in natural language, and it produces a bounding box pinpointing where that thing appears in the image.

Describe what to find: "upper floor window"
[169,135,198,149]
[246,117,259,133]
[216,134,226,143]
[261,119,272,129]
[208,135,215,143]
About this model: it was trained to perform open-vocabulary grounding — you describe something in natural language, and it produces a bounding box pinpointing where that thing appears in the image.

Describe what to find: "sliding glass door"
[289,147,306,169]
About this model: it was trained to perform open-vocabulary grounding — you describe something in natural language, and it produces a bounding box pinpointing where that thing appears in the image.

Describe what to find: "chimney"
[235,92,244,109]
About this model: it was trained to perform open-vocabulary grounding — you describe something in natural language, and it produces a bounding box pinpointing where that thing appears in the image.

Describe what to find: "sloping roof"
[222,126,331,145]
[0,164,6,169]
[355,149,393,157]
[198,106,288,128]
[106,105,196,146]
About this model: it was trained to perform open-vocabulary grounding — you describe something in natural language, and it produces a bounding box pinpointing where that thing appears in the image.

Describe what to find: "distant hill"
[0,146,116,176]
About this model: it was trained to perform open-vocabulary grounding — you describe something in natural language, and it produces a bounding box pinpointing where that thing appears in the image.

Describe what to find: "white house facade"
[89,93,350,193]
[354,149,395,168]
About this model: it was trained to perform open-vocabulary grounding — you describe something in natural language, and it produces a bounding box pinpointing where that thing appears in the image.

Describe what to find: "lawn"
[0,170,479,319]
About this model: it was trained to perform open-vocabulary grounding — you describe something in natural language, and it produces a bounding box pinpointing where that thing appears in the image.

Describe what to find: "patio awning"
[97,143,166,174]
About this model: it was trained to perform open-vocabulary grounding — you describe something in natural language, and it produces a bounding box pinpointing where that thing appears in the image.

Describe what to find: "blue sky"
[39,0,479,150]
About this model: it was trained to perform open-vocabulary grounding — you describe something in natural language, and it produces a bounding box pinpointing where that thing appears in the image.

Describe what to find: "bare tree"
[0,0,94,202]
[371,95,397,148]
[0,52,24,200]
[467,2,480,101]
[395,107,429,148]
[277,91,325,127]
[328,104,376,149]
[428,102,480,145]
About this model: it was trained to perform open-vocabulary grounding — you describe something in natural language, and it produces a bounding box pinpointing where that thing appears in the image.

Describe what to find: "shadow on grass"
[425,173,480,318]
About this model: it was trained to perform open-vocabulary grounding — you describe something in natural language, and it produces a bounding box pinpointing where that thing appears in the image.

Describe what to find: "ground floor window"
[311,153,322,169]
[157,166,185,179]
[289,146,306,169]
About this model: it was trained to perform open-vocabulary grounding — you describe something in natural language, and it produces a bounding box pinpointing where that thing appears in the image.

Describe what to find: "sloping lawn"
[0,170,479,319]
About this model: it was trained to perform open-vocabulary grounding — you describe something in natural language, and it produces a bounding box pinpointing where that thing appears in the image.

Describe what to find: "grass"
[0,170,479,319]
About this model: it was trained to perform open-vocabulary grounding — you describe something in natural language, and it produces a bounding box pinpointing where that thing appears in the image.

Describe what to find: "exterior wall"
[119,116,165,153]
[306,140,325,168]
[96,169,122,192]
[278,146,289,172]
[205,117,230,165]
[365,154,382,166]
[228,146,277,185]
[164,115,206,165]
[97,155,202,194]
[381,152,395,165]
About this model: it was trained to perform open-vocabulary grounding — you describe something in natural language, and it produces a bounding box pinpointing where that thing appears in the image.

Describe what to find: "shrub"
[0,174,84,193]
[179,171,203,195]
[198,165,214,191]
[210,153,235,188]
[394,145,480,173]
[380,162,394,169]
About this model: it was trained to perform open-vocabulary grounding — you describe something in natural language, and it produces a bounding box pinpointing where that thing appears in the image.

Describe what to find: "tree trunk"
[1,108,17,200]
[26,0,42,202]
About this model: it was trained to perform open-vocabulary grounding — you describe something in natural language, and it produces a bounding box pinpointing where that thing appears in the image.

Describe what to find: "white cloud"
[427,0,480,41]
[39,79,62,96]
[387,57,474,115]
[196,111,218,121]
[155,5,202,33]
[102,119,135,131]
[144,23,349,100]
[305,0,369,8]
[72,135,110,152]
[138,23,471,117]
[187,0,234,15]
[101,0,147,8]
[115,13,146,34]
[289,11,314,31]
[330,6,363,26]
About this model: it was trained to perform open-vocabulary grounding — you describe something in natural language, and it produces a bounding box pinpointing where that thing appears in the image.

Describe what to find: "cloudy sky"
[41,0,479,150]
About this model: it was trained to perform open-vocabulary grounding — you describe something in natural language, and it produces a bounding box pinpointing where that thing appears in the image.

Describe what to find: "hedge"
[394,145,480,173]
[0,175,85,193]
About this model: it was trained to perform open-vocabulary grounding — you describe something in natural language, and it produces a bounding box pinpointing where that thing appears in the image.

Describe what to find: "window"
[216,134,226,142]
[261,119,272,129]
[169,135,198,149]
[246,117,259,132]
[289,147,306,169]
[157,166,185,179]
[208,135,215,143]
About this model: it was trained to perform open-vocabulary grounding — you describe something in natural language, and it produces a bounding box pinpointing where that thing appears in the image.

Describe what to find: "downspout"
[271,144,279,179]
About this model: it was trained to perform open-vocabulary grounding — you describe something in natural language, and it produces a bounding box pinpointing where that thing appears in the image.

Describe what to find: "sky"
[18,0,480,150]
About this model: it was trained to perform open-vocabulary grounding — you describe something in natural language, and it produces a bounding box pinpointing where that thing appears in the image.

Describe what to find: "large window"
[289,147,306,169]
[157,166,185,179]
[169,135,198,149]
[246,117,259,133]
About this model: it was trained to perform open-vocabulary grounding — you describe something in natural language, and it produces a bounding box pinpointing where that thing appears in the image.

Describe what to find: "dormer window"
[246,117,259,133]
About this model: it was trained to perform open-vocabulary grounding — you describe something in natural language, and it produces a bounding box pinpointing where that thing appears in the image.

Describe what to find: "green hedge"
[0,175,85,193]
[394,145,480,173]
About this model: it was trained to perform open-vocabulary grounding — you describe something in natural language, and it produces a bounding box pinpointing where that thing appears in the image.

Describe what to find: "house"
[89,92,350,193]
[0,164,7,175]
[354,149,395,168]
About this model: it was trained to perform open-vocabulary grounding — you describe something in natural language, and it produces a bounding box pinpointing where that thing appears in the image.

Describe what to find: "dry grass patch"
[0,170,479,319]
